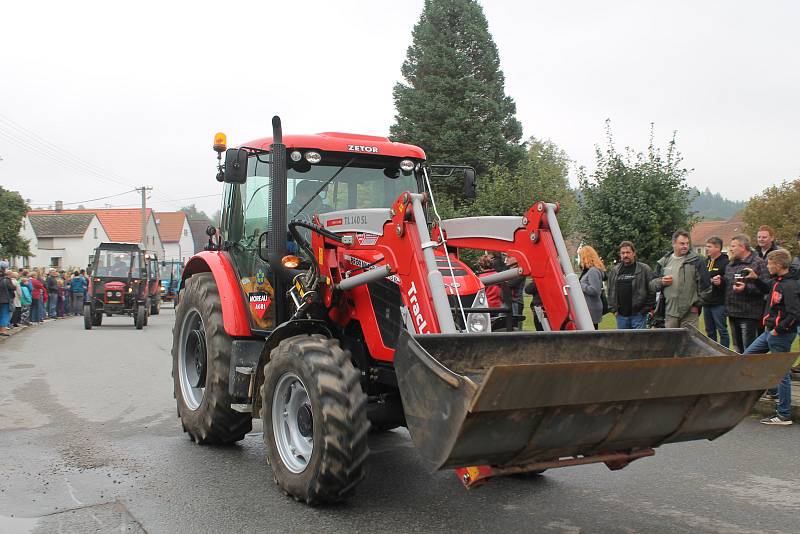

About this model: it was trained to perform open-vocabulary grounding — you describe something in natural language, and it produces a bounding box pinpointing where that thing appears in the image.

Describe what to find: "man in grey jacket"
[650,230,711,328]
[607,241,654,329]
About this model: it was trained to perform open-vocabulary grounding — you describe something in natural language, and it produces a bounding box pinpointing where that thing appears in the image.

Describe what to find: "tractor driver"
[288,180,332,224]
[109,254,130,277]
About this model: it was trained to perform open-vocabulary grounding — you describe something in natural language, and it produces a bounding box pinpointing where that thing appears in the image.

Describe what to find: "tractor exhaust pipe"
[269,115,289,323]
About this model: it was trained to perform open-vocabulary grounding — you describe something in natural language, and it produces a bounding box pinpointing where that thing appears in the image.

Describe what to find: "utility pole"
[136,186,153,249]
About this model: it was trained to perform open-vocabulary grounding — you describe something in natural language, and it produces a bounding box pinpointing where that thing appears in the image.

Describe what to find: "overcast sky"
[2,0,798,217]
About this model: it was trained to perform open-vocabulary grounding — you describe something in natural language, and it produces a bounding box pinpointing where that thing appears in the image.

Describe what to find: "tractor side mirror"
[257,231,269,262]
[223,148,248,184]
[463,168,477,199]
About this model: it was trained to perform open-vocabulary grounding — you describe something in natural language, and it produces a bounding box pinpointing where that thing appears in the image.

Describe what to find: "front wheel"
[83,304,93,330]
[262,335,369,504]
[135,305,145,329]
[171,272,251,444]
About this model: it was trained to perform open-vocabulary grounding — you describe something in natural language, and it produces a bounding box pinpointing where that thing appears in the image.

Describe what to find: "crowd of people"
[0,259,88,337]
[479,225,798,427]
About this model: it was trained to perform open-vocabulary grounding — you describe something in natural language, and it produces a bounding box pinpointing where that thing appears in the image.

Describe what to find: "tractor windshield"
[159,262,181,279]
[94,250,139,278]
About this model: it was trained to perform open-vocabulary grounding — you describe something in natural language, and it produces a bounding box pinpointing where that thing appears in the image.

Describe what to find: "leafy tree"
[472,138,578,238]
[179,204,211,221]
[391,0,524,209]
[0,186,31,259]
[579,122,695,265]
[742,179,800,256]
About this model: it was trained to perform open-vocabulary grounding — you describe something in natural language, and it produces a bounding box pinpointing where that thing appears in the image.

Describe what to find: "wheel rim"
[178,309,207,410]
[272,372,314,473]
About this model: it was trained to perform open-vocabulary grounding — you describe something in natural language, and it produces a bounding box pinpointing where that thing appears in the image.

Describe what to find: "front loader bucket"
[394,328,796,470]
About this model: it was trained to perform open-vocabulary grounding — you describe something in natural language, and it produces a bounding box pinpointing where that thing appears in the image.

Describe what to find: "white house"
[18,212,110,270]
[155,212,194,263]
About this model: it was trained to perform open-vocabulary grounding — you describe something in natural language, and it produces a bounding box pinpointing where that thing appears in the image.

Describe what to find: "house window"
[50,257,61,268]
[183,229,188,236]
[93,227,98,239]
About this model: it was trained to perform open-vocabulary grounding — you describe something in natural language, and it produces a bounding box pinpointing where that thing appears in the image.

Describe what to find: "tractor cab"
[84,242,149,329]
[145,252,162,315]
[159,260,183,303]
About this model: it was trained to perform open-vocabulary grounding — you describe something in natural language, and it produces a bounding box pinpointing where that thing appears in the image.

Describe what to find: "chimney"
[55,200,63,212]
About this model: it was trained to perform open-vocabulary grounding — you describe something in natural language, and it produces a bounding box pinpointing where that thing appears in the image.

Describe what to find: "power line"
[27,189,138,207]
[0,114,133,188]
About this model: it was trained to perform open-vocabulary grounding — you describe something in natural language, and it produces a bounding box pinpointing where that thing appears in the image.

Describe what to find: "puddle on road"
[0,514,39,533]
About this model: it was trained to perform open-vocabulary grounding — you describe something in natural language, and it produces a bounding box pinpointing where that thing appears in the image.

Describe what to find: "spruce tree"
[391,0,524,208]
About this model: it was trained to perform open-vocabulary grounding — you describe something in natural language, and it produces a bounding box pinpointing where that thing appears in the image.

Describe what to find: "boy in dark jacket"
[742,249,799,425]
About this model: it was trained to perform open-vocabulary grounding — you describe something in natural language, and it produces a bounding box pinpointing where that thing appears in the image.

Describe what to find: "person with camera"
[650,230,710,328]
[741,248,798,425]
[716,234,770,353]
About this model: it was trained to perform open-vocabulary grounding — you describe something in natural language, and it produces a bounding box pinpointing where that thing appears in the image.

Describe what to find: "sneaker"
[760,415,793,426]
[761,393,779,401]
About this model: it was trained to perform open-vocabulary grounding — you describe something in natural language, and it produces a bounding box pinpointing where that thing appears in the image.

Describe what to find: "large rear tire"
[172,272,252,444]
[83,304,92,330]
[262,334,369,504]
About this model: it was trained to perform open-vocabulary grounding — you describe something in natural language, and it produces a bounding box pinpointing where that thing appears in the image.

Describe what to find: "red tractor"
[85,242,150,329]
[171,117,796,504]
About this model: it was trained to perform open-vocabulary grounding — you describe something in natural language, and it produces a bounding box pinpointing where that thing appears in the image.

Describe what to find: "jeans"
[703,304,730,348]
[71,292,85,315]
[729,316,759,354]
[0,303,9,328]
[48,291,58,317]
[32,298,44,322]
[616,313,648,329]
[744,330,795,419]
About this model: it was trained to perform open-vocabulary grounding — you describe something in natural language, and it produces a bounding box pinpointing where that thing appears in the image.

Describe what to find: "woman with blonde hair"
[578,245,606,329]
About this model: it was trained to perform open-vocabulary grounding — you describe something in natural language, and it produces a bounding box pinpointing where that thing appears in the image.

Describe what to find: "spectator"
[755,225,779,260]
[524,279,545,331]
[791,232,800,270]
[650,230,710,328]
[742,249,798,425]
[30,272,45,324]
[56,276,66,318]
[502,255,525,318]
[0,268,14,336]
[721,234,770,353]
[69,270,87,315]
[45,269,59,319]
[578,245,606,329]
[19,276,32,325]
[607,240,653,329]
[702,237,730,348]
[8,271,22,328]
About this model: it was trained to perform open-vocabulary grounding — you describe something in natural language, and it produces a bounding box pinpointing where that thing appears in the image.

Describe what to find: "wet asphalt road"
[0,308,798,534]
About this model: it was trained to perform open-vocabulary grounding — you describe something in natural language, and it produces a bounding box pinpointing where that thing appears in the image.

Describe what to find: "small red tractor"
[145,251,162,316]
[171,117,796,504]
[85,242,150,329]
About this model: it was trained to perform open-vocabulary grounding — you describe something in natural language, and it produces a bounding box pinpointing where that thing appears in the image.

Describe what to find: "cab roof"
[240,132,426,160]
[96,242,143,251]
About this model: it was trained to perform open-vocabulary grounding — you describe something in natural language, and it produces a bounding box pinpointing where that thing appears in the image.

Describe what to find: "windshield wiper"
[291,157,355,218]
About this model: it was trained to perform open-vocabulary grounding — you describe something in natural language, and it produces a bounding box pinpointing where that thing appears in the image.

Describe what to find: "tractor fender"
[182,252,252,337]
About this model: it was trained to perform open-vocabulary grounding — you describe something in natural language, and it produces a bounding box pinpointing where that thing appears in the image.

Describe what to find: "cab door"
[220,154,276,331]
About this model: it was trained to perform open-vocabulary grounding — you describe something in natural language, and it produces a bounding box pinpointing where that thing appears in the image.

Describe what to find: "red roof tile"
[691,214,745,247]
[28,208,154,243]
[154,212,187,242]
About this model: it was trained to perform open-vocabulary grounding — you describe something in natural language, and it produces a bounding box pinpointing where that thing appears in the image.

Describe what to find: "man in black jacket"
[607,241,653,329]
[742,248,799,425]
[702,237,730,347]
[755,225,779,260]
[717,234,770,353]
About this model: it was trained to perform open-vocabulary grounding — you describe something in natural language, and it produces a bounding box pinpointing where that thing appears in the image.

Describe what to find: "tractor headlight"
[115,291,122,297]
[467,312,489,333]
[290,150,302,162]
[467,290,491,333]
[304,151,321,164]
[399,159,415,173]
